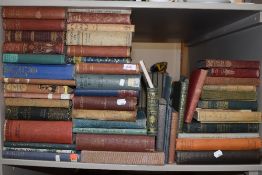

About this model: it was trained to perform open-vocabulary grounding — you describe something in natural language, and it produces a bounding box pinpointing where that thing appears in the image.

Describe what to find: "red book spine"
[4,120,73,144]
[2,7,66,19]
[208,68,260,78]
[67,12,131,24]
[201,59,260,69]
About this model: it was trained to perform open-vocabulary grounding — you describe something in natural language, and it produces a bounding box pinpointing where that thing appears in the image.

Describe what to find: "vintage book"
[200,89,257,101]
[176,150,261,164]
[76,74,141,90]
[3,151,79,162]
[176,138,262,150]
[183,122,259,133]
[67,12,131,24]
[3,64,74,80]
[194,109,262,123]
[197,100,258,111]
[3,42,64,54]
[204,76,260,86]
[3,19,65,31]
[72,109,136,121]
[146,88,159,135]
[4,92,73,100]
[67,8,131,14]
[163,105,173,164]
[74,89,138,97]
[5,98,70,108]
[4,31,64,42]
[162,74,173,103]
[2,7,66,19]
[4,84,72,94]
[73,96,137,111]
[5,106,71,121]
[67,23,134,32]
[1,78,76,86]
[67,46,130,57]
[3,147,75,154]
[73,109,146,129]
[69,56,131,64]
[202,85,256,92]
[76,134,155,152]
[184,69,208,123]
[168,111,178,164]
[73,128,147,135]
[207,68,259,78]
[81,151,165,165]
[178,133,260,138]
[197,59,260,69]
[4,120,72,144]
[156,98,167,152]
[150,72,165,99]
[66,31,132,46]
[4,142,76,150]
[75,63,140,74]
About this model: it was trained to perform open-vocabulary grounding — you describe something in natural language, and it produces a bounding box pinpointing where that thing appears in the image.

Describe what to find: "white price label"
[128,78,140,87]
[48,94,53,99]
[214,150,223,158]
[55,155,61,162]
[61,94,70,99]
[117,99,126,105]
[119,79,125,86]
[123,64,137,71]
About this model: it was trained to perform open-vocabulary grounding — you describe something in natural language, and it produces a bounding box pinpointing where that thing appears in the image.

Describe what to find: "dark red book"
[184,69,208,123]
[198,59,260,69]
[208,68,259,78]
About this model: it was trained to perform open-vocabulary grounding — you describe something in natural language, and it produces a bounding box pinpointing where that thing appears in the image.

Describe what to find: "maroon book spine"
[199,59,260,69]
[76,134,155,152]
[208,68,260,78]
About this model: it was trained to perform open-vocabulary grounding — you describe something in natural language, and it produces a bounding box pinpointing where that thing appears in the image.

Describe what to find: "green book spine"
[147,87,159,135]
[3,53,66,64]
[201,90,257,101]
[73,128,147,135]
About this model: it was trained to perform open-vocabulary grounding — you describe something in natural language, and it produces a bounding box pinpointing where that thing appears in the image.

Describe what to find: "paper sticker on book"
[117,99,126,105]
[128,78,140,87]
[123,64,136,70]
[214,150,223,158]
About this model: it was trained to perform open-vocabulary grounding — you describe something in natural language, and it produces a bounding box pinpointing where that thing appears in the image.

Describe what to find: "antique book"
[178,133,260,139]
[4,142,76,150]
[67,23,134,32]
[74,89,138,97]
[4,120,72,144]
[1,78,76,86]
[68,56,131,64]
[176,138,262,150]
[162,74,173,102]
[156,98,167,152]
[73,128,147,135]
[67,46,130,57]
[81,151,165,165]
[3,147,75,154]
[163,105,173,163]
[184,69,208,123]
[67,8,131,14]
[76,134,155,152]
[197,59,260,69]
[207,68,259,78]
[4,92,73,100]
[5,106,71,121]
[204,76,260,86]
[75,63,140,74]
[202,85,256,92]
[72,109,136,121]
[146,88,159,135]
[168,111,178,164]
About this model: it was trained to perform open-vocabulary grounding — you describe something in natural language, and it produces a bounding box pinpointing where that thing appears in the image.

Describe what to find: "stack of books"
[1,7,78,162]
[176,59,261,164]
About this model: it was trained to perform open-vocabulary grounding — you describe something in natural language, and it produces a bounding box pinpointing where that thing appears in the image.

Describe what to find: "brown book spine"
[67,12,131,24]
[168,112,178,164]
[81,151,165,165]
[3,42,64,54]
[1,78,76,86]
[208,68,259,78]
[4,92,74,100]
[75,63,140,74]
[200,59,260,69]
[176,138,262,151]
[67,23,135,32]
[204,76,260,86]
[66,46,130,57]
[2,7,66,19]
[73,96,137,111]
[76,134,155,152]
[4,120,72,144]
[3,19,65,31]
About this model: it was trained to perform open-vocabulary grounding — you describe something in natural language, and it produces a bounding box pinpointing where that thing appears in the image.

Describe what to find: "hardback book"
[150,72,166,99]
[176,150,261,164]
[3,19,65,31]
[81,151,165,165]
[73,128,147,135]
[4,142,76,150]
[207,68,259,78]
[66,31,132,46]
[4,92,74,100]
[4,120,73,144]
[177,133,260,138]
[146,87,159,135]
[3,147,76,154]
[74,89,139,97]
[168,111,178,164]
[4,31,64,42]
[75,74,141,90]
[204,76,260,86]
[67,8,131,14]
[76,134,155,152]
[197,59,260,69]
[184,69,208,123]
[3,64,74,80]
[156,98,167,152]
[67,46,130,57]
[2,7,66,19]
[202,85,256,92]
[5,106,71,121]
[194,108,262,123]
[1,78,76,86]
[163,105,173,163]
[162,74,173,103]
[72,109,136,121]
[69,56,131,64]
[3,151,80,162]
[176,138,262,150]
[67,23,135,32]
[67,12,131,24]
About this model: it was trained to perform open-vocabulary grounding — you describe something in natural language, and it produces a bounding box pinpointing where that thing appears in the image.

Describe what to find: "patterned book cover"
[68,57,131,64]
[67,23,134,32]
[146,87,159,135]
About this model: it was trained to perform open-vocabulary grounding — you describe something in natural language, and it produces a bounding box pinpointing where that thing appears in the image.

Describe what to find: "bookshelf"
[0,1,262,175]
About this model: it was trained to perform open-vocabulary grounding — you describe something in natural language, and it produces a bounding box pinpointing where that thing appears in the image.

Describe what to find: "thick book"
[67,8,131,14]
[3,151,79,162]
[178,133,260,138]
[168,111,178,164]
[1,78,76,86]
[67,46,130,57]
[4,92,73,100]
[2,7,66,19]
[197,59,260,69]
[146,88,159,135]
[69,56,131,64]
[176,138,262,150]
[176,150,261,164]
[74,89,138,97]
[3,147,75,154]
[3,54,66,64]
[81,151,165,165]
[4,142,76,150]
[194,109,261,123]
[156,98,167,152]
[67,12,131,24]
[66,31,132,46]
[75,63,140,74]
[73,128,147,135]
[67,23,134,32]
[202,85,256,92]
[76,134,155,152]
[204,76,260,86]
[76,74,141,90]
[207,68,259,78]
[184,69,208,123]
[3,19,65,31]
[72,109,136,121]
[3,64,74,80]
[5,106,71,121]
[4,120,73,144]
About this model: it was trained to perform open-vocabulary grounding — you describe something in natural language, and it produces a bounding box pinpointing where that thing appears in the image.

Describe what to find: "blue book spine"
[74,89,139,97]
[3,63,74,80]
[162,74,172,104]
[3,150,80,162]
[163,105,172,164]
[69,57,131,64]
[4,142,76,150]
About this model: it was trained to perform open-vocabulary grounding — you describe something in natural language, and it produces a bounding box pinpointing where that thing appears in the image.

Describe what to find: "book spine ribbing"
[146,88,159,135]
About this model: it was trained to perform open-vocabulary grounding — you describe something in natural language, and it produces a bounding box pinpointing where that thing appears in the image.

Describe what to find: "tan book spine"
[1,78,76,86]
[168,112,178,164]
[4,92,74,100]
[67,23,135,32]
[202,85,256,92]
[67,8,131,14]
[204,77,260,86]
[201,90,257,101]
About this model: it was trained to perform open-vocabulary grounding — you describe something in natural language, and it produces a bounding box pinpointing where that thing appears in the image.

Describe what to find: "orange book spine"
[4,92,74,100]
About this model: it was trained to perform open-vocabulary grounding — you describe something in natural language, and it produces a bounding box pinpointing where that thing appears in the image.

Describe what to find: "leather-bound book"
[3,54,66,64]
[67,23,134,32]
[197,59,260,69]
[4,92,74,100]
[1,78,76,86]
[204,76,260,86]
[208,68,259,78]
